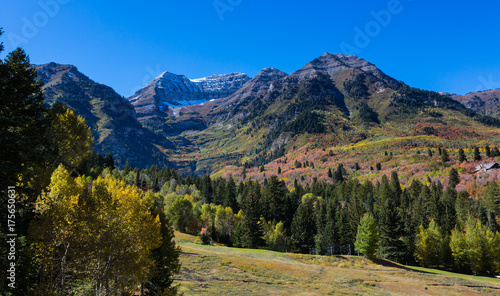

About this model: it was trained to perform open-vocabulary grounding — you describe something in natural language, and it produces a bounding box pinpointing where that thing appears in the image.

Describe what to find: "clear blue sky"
[2,0,500,96]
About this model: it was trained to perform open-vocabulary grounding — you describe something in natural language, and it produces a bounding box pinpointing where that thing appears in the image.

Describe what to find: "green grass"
[406,266,500,285]
[174,232,500,295]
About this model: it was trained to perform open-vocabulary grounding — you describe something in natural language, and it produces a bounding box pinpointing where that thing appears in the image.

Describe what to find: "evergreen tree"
[458,148,467,163]
[223,177,238,212]
[144,206,181,296]
[427,148,433,158]
[485,145,491,158]
[429,182,444,227]
[448,168,460,188]
[441,148,450,163]
[240,189,264,248]
[484,182,500,216]
[334,164,346,182]
[413,185,431,229]
[378,178,405,262]
[474,147,481,161]
[455,191,471,230]
[261,176,289,223]
[292,197,317,253]
[492,147,500,157]
[390,171,402,201]
[201,175,213,204]
[441,188,457,234]
[103,153,115,170]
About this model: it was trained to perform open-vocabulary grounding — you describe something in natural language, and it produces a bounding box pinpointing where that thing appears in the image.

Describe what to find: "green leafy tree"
[167,196,194,233]
[354,214,379,258]
[415,220,444,267]
[31,165,161,295]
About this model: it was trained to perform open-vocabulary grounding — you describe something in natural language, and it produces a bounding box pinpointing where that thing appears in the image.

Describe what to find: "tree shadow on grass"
[368,258,434,274]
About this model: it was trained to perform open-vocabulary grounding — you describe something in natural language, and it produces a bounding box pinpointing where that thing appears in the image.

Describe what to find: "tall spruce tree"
[377,177,405,262]
[291,197,317,253]
[240,188,264,248]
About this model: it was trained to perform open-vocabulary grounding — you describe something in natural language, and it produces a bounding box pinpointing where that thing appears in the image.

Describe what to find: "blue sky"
[1,0,500,96]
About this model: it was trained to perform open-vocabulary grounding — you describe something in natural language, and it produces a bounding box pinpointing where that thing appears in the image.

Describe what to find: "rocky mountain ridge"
[35,62,173,169]
[128,71,250,118]
[449,89,500,119]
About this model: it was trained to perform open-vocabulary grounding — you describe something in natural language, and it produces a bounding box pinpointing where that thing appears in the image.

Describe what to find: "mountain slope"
[36,63,173,168]
[166,53,500,175]
[450,89,500,119]
[36,54,500,175]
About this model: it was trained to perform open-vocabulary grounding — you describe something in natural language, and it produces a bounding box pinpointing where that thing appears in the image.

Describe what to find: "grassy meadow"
[173,232,500,295]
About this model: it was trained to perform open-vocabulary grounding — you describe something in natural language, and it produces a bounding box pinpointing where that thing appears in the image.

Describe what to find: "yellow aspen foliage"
[31,164,160,295]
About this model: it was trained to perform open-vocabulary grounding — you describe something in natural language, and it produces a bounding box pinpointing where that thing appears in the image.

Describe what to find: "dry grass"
[173,232,500,295]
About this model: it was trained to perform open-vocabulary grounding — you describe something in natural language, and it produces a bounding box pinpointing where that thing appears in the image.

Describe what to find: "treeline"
[123,162,499,276]
[0,32,180,296]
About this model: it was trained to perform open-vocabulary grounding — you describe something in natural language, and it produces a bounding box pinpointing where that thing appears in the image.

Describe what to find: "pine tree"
[441,188,457,234]
[485,145,491,158]
[448,168,460,188]
[441,148,450,163]
[413,185,431,229]
[390,171,402,201]
[262,176,289,223]
[240,189,264,248]
[292,197,317,253]
[458,148,467,163]
[334,164,346,182]
[378,178,405,262]
[327,167,333,178]
[104,153,115,170]
[492,147,500,157]
[474,147,481,161]
[0,47,47,199]
[223,177,238,212]
[144,206,181,296]
[427,148,433,158]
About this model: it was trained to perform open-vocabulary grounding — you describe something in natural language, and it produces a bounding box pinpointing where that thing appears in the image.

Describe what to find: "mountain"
[36,54,500,175]
[450,89,500,119]
[128,71,250,118]
[163,53,500,175]
[35,62,173,168]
